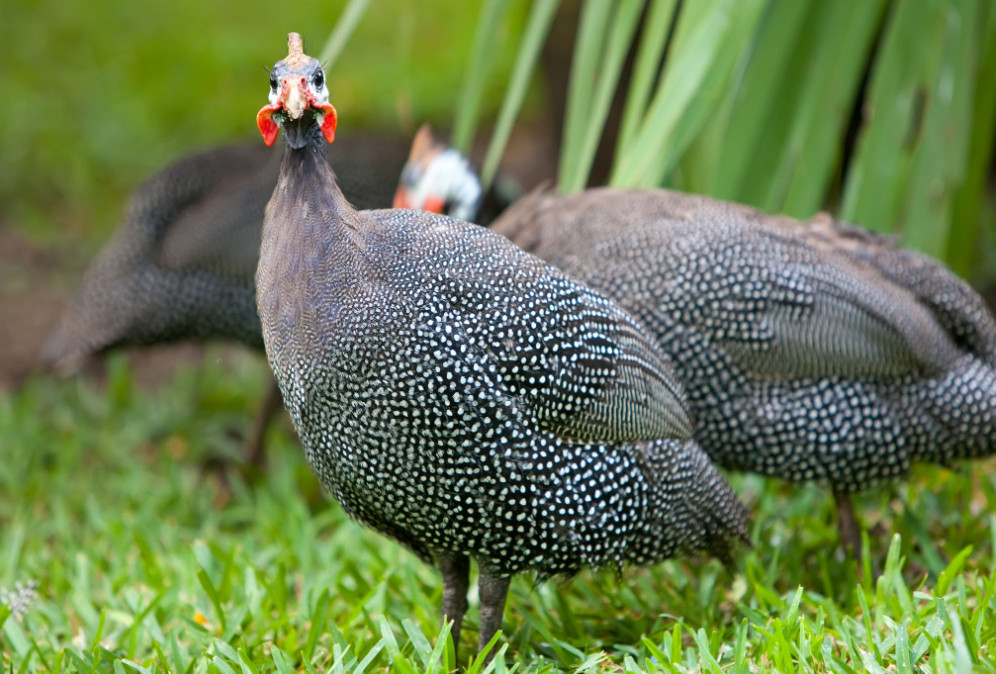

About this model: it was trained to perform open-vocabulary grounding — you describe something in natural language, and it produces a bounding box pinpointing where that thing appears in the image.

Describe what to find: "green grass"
[3,355,996,672]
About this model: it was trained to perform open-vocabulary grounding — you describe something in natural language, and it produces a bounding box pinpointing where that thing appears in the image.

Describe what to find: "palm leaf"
[480,0,560,189]
[319,0,373,68]
[451,0,514,155]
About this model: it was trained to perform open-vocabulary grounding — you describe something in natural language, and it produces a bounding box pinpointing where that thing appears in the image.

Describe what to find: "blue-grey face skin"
[267,57,328,120]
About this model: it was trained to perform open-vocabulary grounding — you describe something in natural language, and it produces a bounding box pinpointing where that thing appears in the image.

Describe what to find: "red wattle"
[423,195,446,214]
[256,104,281,146]
[315,102,337,143]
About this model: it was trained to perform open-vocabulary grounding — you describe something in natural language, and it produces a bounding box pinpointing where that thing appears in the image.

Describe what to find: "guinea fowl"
[393,124,514,226]
[255,34,748,659]
[44,133,409,465]
[394,129,996,553]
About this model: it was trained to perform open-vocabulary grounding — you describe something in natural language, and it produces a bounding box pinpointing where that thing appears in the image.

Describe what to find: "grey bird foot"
[834,493,884,580]
[438,552,470,663]
[476,570,510,666]
[242,377,284,472]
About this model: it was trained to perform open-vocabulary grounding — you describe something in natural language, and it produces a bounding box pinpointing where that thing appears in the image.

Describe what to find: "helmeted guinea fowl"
[44,132,409,464]
[254,33,748,659]
[393,124,515,226]
[394,128,996,553]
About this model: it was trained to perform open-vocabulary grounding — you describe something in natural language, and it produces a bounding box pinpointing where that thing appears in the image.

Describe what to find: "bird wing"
[495,188,964,381]
[416,217,693,444]
[802,215,996,365]
[668,223,962,379]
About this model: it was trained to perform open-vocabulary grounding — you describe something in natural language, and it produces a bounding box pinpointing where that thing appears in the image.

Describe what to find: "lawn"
[2,351,995,672]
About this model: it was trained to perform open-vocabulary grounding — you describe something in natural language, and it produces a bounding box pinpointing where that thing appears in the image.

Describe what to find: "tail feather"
[636,439,751,566]
[910,356,996,463]
[683,445,751,566]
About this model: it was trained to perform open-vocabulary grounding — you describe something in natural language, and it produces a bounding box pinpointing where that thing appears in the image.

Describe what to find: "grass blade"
[318,0,373,69]
[610,0,732,187]
[900,0,982,259]
[559,0,646,193]
[610,0,767,188]
[947,1,996,276]
[840,0,975,241]
[615,0,679,160]
[707,0,810,200]
[655,0,768,191]
[772,0,888,217]
[481,0,560,189]
[451,0,513,154]
[559,0,617,191]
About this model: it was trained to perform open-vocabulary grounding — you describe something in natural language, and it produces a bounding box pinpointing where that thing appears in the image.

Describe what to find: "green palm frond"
[466,0,996,278]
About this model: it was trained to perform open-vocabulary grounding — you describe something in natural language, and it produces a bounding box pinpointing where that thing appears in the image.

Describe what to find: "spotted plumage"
[256,34,747,660]
[490,190,996,556]
[490,189,996,489]
[395,132,996,551]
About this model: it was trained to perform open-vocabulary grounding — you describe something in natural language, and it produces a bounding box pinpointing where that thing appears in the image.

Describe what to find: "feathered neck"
[272,126,364,240]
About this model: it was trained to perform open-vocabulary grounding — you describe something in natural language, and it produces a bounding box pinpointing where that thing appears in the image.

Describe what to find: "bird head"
[393,125,483,222]
[256,33,337,147]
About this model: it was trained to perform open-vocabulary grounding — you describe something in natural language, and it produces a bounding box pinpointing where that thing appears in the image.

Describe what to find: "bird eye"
[314,69,325,89]
[269,72,278,89]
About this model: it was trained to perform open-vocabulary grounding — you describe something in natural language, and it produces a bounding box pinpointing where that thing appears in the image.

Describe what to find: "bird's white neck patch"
[413,149,483,222]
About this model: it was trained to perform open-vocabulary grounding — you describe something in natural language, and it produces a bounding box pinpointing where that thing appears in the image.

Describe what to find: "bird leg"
[834,489,862,558]
[244,376,284,470]
[438,552,470,660]
[476,569,510,665]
